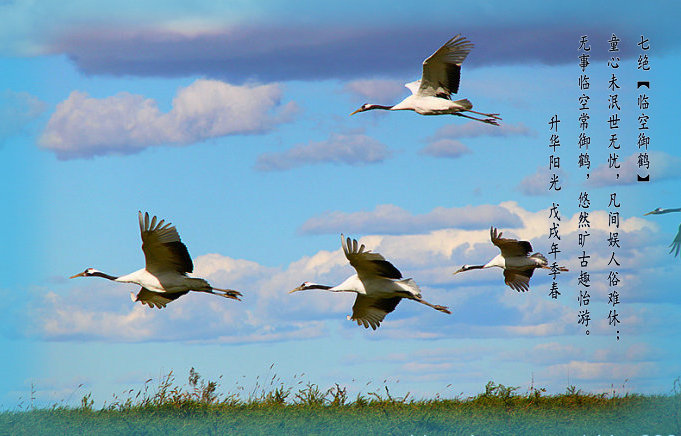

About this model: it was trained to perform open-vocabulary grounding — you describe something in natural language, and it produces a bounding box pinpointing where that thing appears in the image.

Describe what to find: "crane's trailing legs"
[208,287,242,300]
[455,112,502,126]
[468,109,502,119]
[412,296,452,314]
[539,265,569,272]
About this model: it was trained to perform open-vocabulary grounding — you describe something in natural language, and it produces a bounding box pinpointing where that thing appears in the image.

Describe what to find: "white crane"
[453,227,568,292]
[70,211,242,308]
[350,34,501,125]
[290,235,451,330]
[644,207,681,256]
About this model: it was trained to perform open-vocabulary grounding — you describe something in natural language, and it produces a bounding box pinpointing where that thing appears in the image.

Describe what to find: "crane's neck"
[305,284,332,290]
[367,104,394,111]
[91,271,119,281]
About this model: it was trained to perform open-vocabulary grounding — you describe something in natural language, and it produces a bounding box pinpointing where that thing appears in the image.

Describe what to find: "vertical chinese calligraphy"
[606,34,621,340]
[637,35,651,182]
[607,193,621,340]
[548,113,562,300]
[576,35,591,335]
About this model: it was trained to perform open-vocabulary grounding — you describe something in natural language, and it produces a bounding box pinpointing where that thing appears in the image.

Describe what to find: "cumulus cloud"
[39,79,297,159]
[0,90,46,143]
[299,204,522,235]
[587,151,681,187]
[254,132,390,171]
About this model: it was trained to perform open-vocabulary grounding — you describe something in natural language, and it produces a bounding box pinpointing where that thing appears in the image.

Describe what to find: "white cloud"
[255,132,391,171]
[300,203,522,235]
[587,151,681,187]
[0,90,46,143]
[39,79,297,159]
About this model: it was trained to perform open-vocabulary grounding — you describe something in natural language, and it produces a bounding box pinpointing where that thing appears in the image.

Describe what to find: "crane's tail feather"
[396,278,421,296]
[530,253,548,267]
[452,98,473,110]
[532,253,567,271]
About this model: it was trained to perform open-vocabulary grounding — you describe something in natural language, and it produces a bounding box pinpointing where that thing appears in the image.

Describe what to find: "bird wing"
[404,80,421,95]
[341,234,402,280]
[490,227,533,258]
[418,34,474,98]
[503,269,533,292]
[349,295,402,330]
[139,211,193,274]
[132,288,188,309]
[669,223,681,257]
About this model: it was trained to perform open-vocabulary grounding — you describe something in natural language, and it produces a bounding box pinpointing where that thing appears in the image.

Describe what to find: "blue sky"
[1,1,681,407]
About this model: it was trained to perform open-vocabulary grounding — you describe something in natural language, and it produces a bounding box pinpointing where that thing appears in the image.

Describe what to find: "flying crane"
[350,34,501,125]
[290,235,451,330]
[70,212,242,308]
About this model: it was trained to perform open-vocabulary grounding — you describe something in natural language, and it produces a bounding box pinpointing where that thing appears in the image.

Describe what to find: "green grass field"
[3,370,679,435]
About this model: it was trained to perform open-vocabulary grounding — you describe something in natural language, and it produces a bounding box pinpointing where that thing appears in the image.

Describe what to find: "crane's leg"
[208,287,243,300]
[466,109,502,120]
[454,113,500,126]
[539,265,569,272]
[413,297,451,314]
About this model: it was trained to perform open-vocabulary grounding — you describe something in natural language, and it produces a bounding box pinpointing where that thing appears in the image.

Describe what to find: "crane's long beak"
[350,109,361,116]
[643,211,653,216]
[452,267,465,275]
[69,272,86,279]
[289,285,304,294]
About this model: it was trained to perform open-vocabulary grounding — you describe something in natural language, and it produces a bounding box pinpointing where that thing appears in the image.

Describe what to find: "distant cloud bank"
[48,26,671,82]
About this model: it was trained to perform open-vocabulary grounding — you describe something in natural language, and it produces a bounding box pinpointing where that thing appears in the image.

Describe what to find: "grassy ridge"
[3,370,680,435]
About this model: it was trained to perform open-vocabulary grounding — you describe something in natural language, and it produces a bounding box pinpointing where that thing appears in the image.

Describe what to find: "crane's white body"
[483,253,547,270]
[290,235,449,329]
[330,274,421,299]
[115,268,211,294]
[391,95,473,115]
